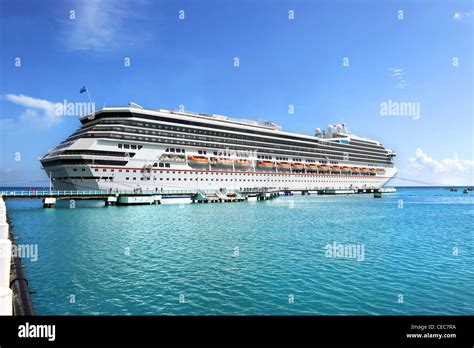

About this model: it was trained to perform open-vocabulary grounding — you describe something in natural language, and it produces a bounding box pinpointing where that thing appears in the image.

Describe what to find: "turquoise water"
[5,187,474,315]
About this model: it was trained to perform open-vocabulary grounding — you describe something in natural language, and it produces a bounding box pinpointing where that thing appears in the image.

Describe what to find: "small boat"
[450,187,458,192]
[306,164,319,170]
[188,155,209,163]
[331,166,342,172]
[257,161,274,168]
[374,192,382,198]
[340,166,351,172]
[277,162,291,168]
[463,189,468,194]
[235,159,252,166]
[216,158,233,165]
[318,165,330,171]
[291,162,304,170]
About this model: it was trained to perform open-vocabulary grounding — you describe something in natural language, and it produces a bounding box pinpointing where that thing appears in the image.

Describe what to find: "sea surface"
[4,187,474,315]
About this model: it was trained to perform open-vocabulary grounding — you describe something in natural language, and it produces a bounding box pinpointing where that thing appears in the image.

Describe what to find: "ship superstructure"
[40,106,397,191]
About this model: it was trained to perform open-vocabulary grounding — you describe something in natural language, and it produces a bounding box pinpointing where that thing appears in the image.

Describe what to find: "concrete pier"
[0,286,12,316]
[0,197,12,315]
[0,196,34,316]
[1,187,397,208]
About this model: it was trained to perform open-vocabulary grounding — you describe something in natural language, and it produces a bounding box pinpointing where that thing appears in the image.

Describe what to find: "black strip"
[61,150,135,158]
[0,316,471,345]
[40,158,128,166]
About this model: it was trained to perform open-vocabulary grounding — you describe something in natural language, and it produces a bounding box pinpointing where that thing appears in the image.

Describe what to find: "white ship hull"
[54,172,395,192]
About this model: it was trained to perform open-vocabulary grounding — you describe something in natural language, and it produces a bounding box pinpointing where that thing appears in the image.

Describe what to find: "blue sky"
[0,0,473,186]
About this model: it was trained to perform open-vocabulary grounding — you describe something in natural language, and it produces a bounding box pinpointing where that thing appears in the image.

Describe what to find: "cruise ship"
[40,105,397,191]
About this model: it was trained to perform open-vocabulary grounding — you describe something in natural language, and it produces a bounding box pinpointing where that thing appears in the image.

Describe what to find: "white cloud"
[388,68,404,77]
[388,67,407,89]
[390,148,474,186]
[409,148,474,176]
[453,10,474,21]
[4,94,60,127]
[63,0,153,51]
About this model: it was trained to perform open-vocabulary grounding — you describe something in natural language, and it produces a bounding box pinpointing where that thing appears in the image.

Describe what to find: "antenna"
[129,101,144,109]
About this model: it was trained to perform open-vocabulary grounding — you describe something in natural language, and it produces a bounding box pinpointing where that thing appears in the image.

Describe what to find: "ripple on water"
[5,188,474,315]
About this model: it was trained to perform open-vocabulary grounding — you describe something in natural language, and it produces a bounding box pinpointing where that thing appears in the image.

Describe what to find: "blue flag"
[80,86,87,94]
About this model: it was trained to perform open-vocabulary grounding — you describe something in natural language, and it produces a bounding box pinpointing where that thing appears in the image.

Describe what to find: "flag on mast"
[80,86,87,94]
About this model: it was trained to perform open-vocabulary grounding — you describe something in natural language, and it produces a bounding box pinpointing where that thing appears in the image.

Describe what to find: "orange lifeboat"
[306,164,319,170]
[257,161,274,168]
[216,158,233,165]
[341,166,351,172]
[277,162,291,168]
[331,166,341,171]
[369,168,377,173]
[291,162,304,169]
[318,165,329,172]
[235,159,252,166]
[188,155,209,163]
